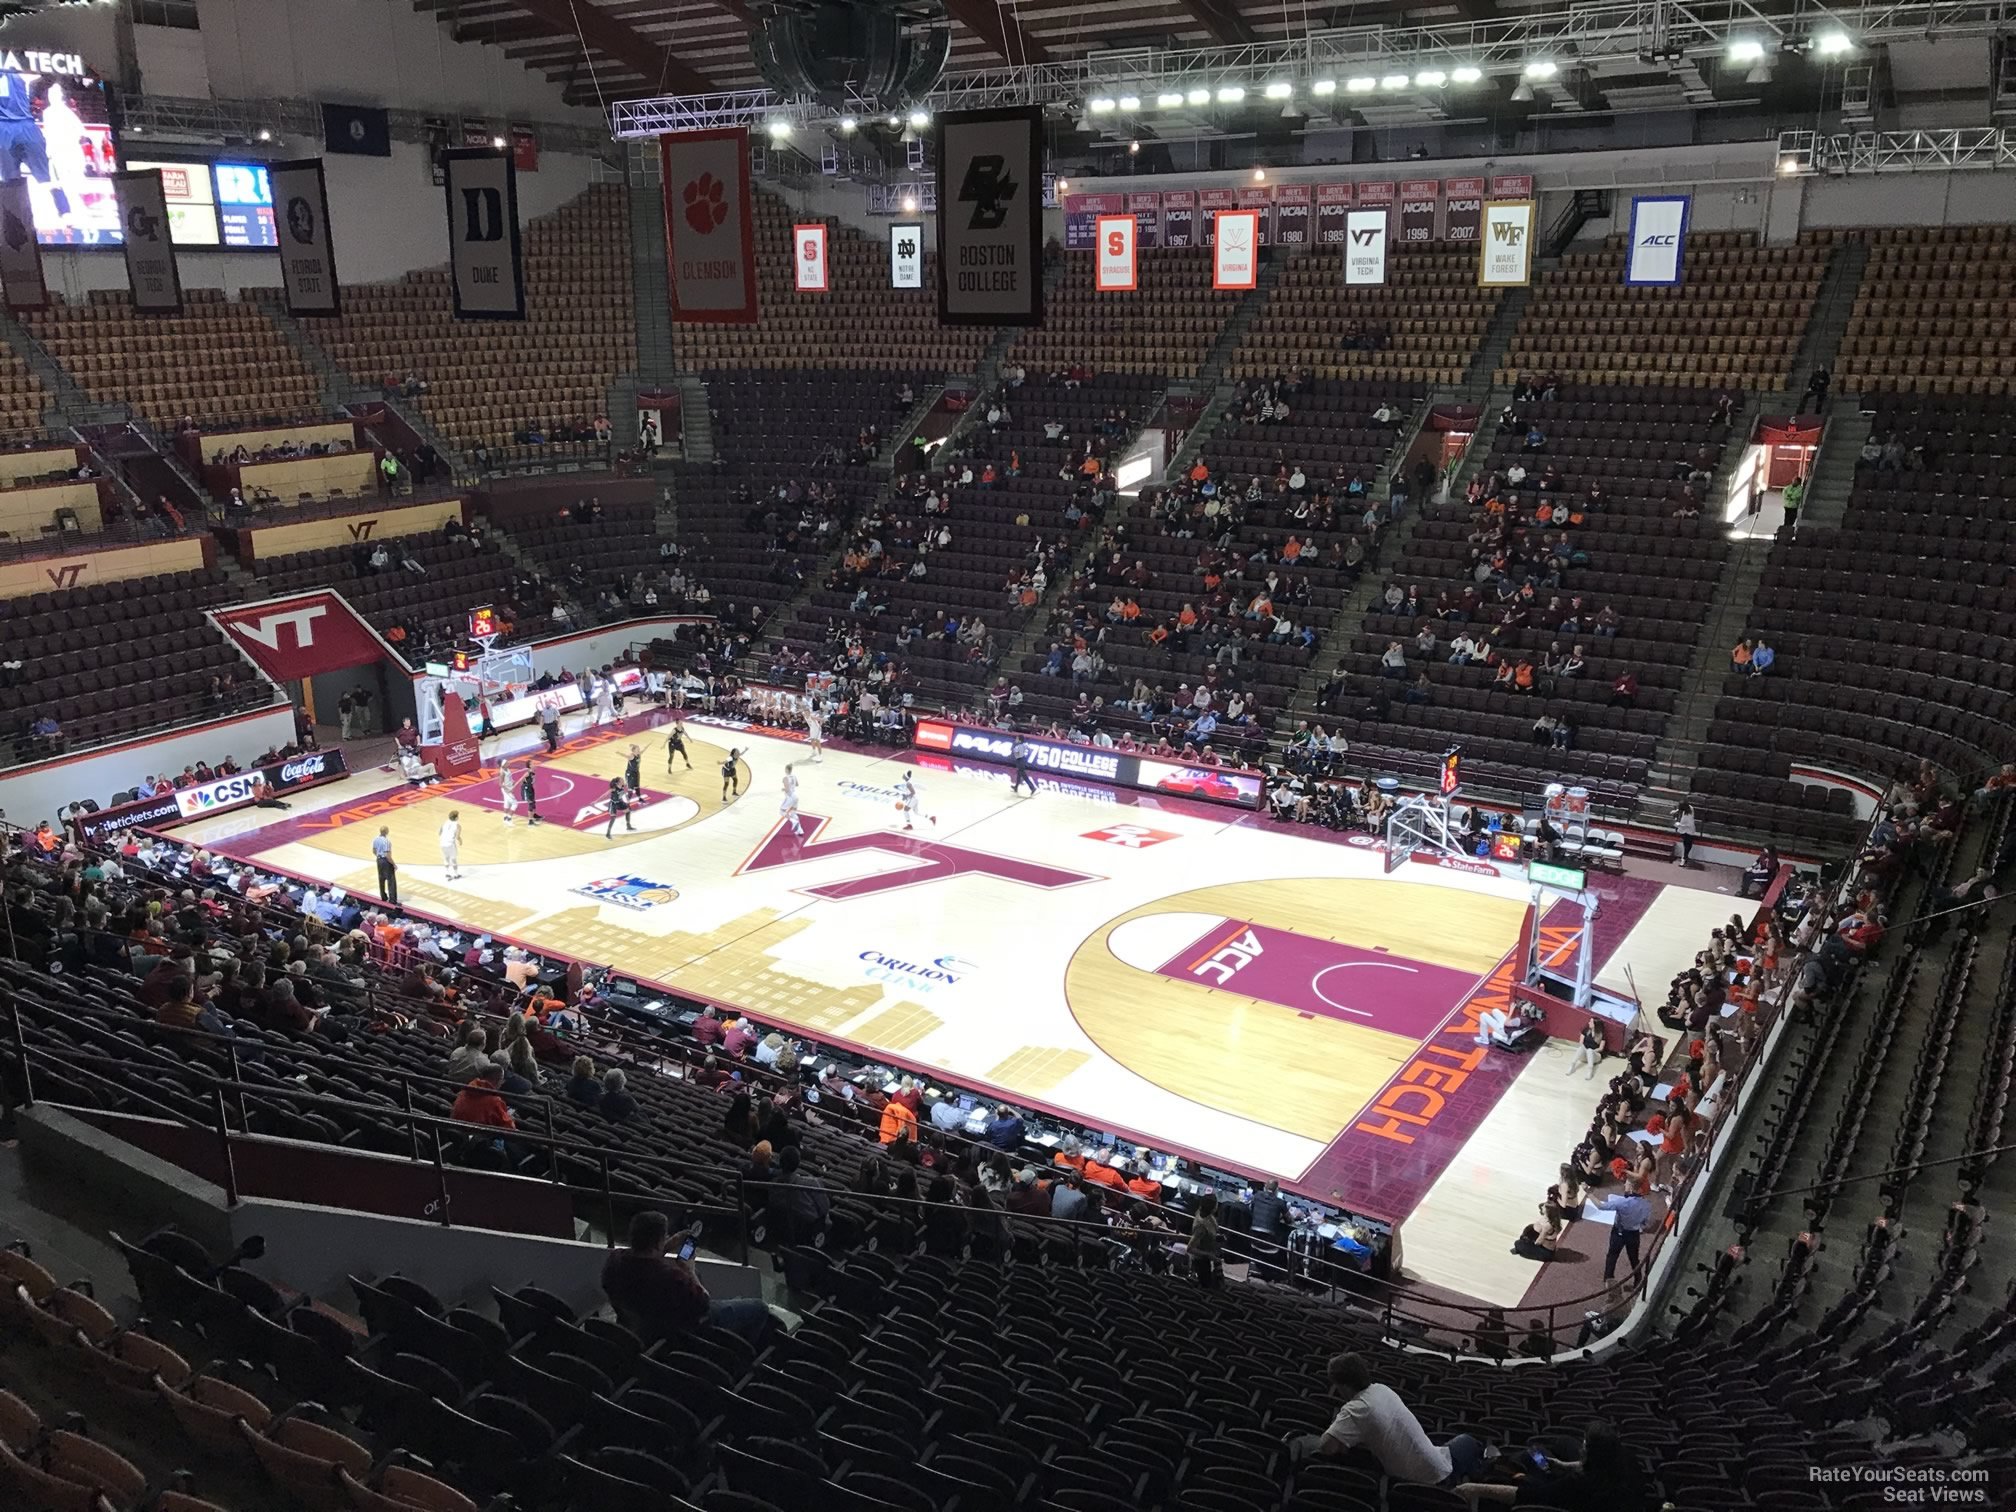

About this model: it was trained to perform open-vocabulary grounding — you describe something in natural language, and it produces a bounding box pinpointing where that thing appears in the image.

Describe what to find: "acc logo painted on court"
[1083,824,1180,849]
[1191,928,1264,986]
[572,875,681,910]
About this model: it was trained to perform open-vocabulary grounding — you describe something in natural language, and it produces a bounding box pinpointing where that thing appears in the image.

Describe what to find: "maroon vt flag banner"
[1444,177,1486,244]
[1128,191,1162,250]
[1399,180,1440,244]
[1315,183,1354,245]
[1161,190,1195,248]
[1272,184,1311,247]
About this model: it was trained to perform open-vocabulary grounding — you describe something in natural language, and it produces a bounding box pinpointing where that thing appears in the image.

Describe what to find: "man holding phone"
[601,1209,775,1347]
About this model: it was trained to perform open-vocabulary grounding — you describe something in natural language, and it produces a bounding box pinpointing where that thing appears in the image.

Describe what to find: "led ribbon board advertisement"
[912,719,1264,809]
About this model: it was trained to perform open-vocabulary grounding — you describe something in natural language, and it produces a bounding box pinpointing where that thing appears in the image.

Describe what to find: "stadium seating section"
[25,289,322,434]
[1825,224,2016,395]
[671,191,992,374]
[248,530,523,649]
[0,347,48,440]
[1007,246,1239,380]
[303,185,635,457]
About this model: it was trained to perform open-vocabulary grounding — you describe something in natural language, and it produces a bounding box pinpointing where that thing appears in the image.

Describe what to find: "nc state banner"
[662,126,758,324]
[794,223,828,292]
[1095,214,1136,291]
[1626,195,1690,286]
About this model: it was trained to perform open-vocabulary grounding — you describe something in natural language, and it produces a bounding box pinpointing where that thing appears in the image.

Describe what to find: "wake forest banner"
[937,104,1043,325]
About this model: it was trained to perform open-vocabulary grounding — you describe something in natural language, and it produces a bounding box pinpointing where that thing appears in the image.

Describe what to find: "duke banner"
[1161,190,1195,248]
[1095,214,1136,292]
[113,169,182,314]
[1344,209,1389,286]
[936,104,1044,326]
[269,159,341,317]
[1213,208,1259,290]
[1479,199,1536,287]
[1443,177,1485,244]
[662,127,758,324]
[793,223,828,292]
[889,222,923,289]
[1399,180,1439,244]
[443,149,525,318]
[1626,195,1690,286]
[0,177,47,310]
[1315,183,1354,245]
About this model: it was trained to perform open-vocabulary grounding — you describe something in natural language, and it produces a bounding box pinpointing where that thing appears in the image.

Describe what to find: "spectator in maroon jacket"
[691,1005,725,1049]
[1607,670,1639,708]
[722,1017,757,1059]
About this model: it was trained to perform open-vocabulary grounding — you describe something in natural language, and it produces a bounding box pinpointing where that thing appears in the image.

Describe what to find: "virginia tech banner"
[1344,208,1389,285]
[1479,199,1536,287]
[269,159,341,317]
[936,105,1043,326]
[662,127,757,324]
[1626,195,1690,286]
[0,178,47,310]
[113,169,182,314]
[443,149,525,318]
[212,592,391,680]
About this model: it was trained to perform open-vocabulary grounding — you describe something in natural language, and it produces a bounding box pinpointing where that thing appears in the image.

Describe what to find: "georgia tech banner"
[269,158,341,316]
[443,148,525,318]
[1626,195,1690,286]
[793,222,828,292]
[936,104,1044,326]
[113,169,183,314]
[1479,199,1535,288]
[662,127,758,324]
[1095,213,1136,292]
[1344,209,1389,286]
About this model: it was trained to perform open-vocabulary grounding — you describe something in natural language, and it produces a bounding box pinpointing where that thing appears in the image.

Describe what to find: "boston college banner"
[793,223,828,292]
[442,149,525,318]
[269,159,341,317]
[936,104,1044,326]
[112,169,182,314]
[1095,214,1136,291]
[1443,177,1486,244]
[0,178,47,310]
[662,126,758,325]
[1626,195,1690,286]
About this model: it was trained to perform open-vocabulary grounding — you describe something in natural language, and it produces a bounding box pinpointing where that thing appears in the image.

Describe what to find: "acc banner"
[113,169,182,314]
[1315,183,1354,245]
[1479,200,1536,287]
[1399,181,1439,244]
[793,223,828,292]
[1213,208,1259,290]
[936,104,1043,326]
[1344,209,1389,285]
[1127,191,1161,250]
[1161,190,1195,248]
[211,592,391,681]
[1095,214,1136,292]
[443,149,525,318]
[1444,177,1485,244]
[662,127,758,325]
[889,222,922,289]
[1626,195,1690,286]
[269,159,341,317]
[1273,185,1311,247]
[0,178,46,310]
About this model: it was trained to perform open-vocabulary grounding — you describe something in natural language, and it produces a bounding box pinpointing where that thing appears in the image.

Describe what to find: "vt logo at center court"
[739,813,1098,901]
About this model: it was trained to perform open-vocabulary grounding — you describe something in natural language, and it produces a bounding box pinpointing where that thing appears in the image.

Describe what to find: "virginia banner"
[1213,208,1259,290]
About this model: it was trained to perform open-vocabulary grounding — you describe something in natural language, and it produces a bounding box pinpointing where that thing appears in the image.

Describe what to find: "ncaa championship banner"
[0,177,47,310]
[443,149,525,318]
[662,127,758,324]
[1626,194,1690,286]
[112,169,183,314]
[936,104,1044,326]
[269,159,341,317]
[889,222,923,289]
[1344,209,1389,285]
[1479,199,1535,287]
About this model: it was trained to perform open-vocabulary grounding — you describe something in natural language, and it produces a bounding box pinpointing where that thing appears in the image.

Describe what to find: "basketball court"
[174,705,1732,1281]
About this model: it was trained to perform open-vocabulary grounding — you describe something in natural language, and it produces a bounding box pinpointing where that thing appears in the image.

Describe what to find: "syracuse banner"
[113,168,183,314]
[1626,194,1690,286]
[1213,208,1259,289]
[443,148,525,318]
[269,158,341,316]
[662,126,758,324]
[1344,209,1389,285]
[1095,213,1136,291]
[1479,199,1536,287]
[936,104,1044,326]
[793,222,828,292]
[211,591,392,681]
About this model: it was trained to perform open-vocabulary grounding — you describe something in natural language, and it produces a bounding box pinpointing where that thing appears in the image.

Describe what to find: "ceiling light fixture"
[908,108,930,127]
[1312,78,1336,95]
[1415,69,1447,87]
[1380,73,1409,90]
[1157,91,1184,108]
[1815,31,1853,56]
[1264,81,1292,99]
[1345,76,1376,93]
[766,120,791,140]
[1510,82,1535,102]
[1523,59,1558,79]
[1451,65,1481,83]
[1187,87,1211,105]
[1088,97,1116,113]
[1128,140,1140,154]
[1727,38,1765,61]
[1252,167,1266,182]
[1216,84,1245,102]
[1118,94,1140,110]
[838,115,857,132]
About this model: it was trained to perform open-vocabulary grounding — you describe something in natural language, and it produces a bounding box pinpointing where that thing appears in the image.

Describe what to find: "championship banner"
[442,149,525,318]
[1198,188,1236,246]
[1213,208,1259,290]
[1127,191,1162,250]
[661,126,758,325]
[889,222,922,289]
[1399,180,1439,245]
[1344,209,1389,285]
[1626,194,1690,286]
[793,222,828,292]
[936,104,1044,327]
[1490,174,1535,198]
[211,591,392,681]
[1095,214,1136,291]
[1062,192,1125,251]
[1235,185,1275,245]
[1443,177,1485,244]
[112,169,182,314]
[1358,180,1397,209]
[1272,184,1311,247]
[1479,199,1536,287]
[0,178,47,310]
[269,159,341,317]
[1161,190,1196,248]
[1315,183,1354,245]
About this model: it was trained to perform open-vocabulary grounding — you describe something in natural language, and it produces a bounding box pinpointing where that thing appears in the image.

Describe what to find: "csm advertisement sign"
[73,748,350,843]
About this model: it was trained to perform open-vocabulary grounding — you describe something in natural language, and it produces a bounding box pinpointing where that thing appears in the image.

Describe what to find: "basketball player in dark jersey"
[666,718,692,770]
[519,761,542,825]
[720,748,745,801]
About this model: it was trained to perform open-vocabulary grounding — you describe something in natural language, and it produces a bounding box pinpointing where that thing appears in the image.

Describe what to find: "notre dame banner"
[935,105,1043,327]
[443,148,525,319]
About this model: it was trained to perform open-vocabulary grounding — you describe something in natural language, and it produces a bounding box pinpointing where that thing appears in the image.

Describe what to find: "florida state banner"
[662,126,759,324]
[269,158,341,316]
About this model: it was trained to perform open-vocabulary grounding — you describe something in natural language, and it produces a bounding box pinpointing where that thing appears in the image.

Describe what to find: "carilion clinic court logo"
[859,950,979,995]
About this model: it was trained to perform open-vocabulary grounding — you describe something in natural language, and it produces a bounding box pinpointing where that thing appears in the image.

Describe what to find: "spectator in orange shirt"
[878,1096,917,1146]
[1188,459,1210,486]
[452,1065,516,1131]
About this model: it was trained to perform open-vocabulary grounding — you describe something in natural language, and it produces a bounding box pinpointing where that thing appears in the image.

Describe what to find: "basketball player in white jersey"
[438,810,463,880]
[805,703,825,764]
[592,674,617,726]
[896,772,936,832]
[780,763,804,836]
[498,758,518,825]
